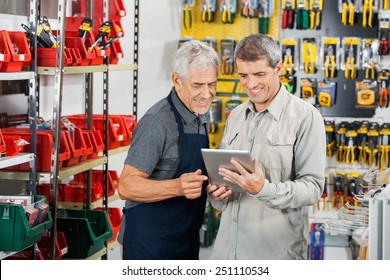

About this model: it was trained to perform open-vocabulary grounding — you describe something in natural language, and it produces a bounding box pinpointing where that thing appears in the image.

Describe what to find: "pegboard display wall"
[181,0,280,70]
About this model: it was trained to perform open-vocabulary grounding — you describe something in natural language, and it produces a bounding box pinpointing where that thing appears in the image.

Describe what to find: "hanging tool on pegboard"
[201,0,216,23]
[221,0,237,24]
[341,0,355,26]
[258,0,274,34]
[309,0,323,30]
[281,0,295,29]
[182,0,194,30]
[242,0,257,18]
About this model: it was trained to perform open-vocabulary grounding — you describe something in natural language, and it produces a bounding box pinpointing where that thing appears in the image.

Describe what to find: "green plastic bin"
[57,209,112,259]
[0,195,52,251]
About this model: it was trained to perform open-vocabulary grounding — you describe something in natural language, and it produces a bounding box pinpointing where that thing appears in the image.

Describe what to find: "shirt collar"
[170,87,209,125]
[245,83,289,122]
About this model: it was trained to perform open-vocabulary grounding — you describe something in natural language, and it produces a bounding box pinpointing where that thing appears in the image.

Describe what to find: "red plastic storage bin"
[62,127,87,166]
[65,17,110,65]
[95,207,122,242]
[2,134,24,156]
[0,31,31,72]
[37,183,64,202]
[0,129,6,157]
[62,182,103,202]
[0,31,11,71]
[38,231,68,260]
[86,130,105,159]
[37,48,73,67]
[65,37,95,66]
[74,169,118,196]
[66,114,128,150]
[1,128,71,172]
[69,48,82,65]
[120,114,136,146]
[79,130,94,162]
[94,0,126,22]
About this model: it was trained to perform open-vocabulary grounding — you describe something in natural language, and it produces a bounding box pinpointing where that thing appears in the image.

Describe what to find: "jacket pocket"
[265,133,295,171]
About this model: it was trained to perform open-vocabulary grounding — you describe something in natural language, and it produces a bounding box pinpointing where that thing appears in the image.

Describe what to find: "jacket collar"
[245,83,289,122]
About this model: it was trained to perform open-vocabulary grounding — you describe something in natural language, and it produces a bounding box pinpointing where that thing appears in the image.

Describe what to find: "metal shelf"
[57,191,120,210]
[106,145,130,157]
[62,239,118,260]
[0,156,107,181]
[108,64,138,71]
[37,64,137,75]
[0,153,34,169]
[0,71,35,81]
[0,250,19,260]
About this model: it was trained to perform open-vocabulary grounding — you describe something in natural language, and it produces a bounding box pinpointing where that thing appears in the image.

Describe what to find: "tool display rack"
[0,0,38,260]
[0,0,139,260]
[279,0,379,118]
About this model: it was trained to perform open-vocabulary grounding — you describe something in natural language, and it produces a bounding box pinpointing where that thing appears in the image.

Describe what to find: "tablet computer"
[201,148,254,192]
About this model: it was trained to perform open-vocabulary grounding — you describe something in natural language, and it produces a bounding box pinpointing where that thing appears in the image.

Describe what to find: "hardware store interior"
[0,0,390,261]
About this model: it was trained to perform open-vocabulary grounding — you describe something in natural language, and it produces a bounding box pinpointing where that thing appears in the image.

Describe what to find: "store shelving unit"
[40,0,137,260]
[1,0,138,260]
[0,0,39,260]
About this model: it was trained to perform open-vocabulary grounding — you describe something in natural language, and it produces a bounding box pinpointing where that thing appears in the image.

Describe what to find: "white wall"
[0,0,181,172]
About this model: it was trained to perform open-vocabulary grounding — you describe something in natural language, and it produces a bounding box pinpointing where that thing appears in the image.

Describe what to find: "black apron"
[122,92,209,260]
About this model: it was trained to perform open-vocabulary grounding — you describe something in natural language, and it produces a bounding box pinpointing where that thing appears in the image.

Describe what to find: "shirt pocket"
[265,133,295,171]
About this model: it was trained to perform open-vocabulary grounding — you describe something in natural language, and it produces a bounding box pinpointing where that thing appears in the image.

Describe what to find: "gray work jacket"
[210,85,326,260]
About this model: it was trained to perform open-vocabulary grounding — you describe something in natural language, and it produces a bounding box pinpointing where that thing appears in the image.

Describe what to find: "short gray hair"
[172,40,219,82]
[234,34,281,68]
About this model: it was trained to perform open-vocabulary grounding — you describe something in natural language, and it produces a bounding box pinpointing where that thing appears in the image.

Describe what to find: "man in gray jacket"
[207,34,326,260]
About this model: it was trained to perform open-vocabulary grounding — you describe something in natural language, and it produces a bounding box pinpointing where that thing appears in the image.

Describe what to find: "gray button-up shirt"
[210,85,326,260]
[117,88,209,244]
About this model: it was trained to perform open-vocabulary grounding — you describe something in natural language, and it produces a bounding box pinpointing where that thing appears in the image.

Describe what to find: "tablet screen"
[201,148,253,192]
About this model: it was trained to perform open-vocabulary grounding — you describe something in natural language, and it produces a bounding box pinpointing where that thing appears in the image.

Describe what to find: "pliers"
[242,0,255,18]
[332,174,345,209]
[365,63,376,80]
[282,48,294,75]
[282,0,295,29]
[357,127,368,164]
[379,28,389,56]
[202,1,213,23]
[309,0,321,30]
[379,134,389,171]
[324,45,336,78]
[344,137,356,164]
[341,0,354,26]
[221,49,234,75]
[362,0,373,28]
[346,176,359,210]
[365,137,378,166]
[258,0,269,34]
[304,45,315,74]
[296,0,309,30]
[221,4,232,24]
[345,46,356,79]
[379,81,389,108]
[336,128,346,162]
[221,56,233,75]
[182,1,193,30]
